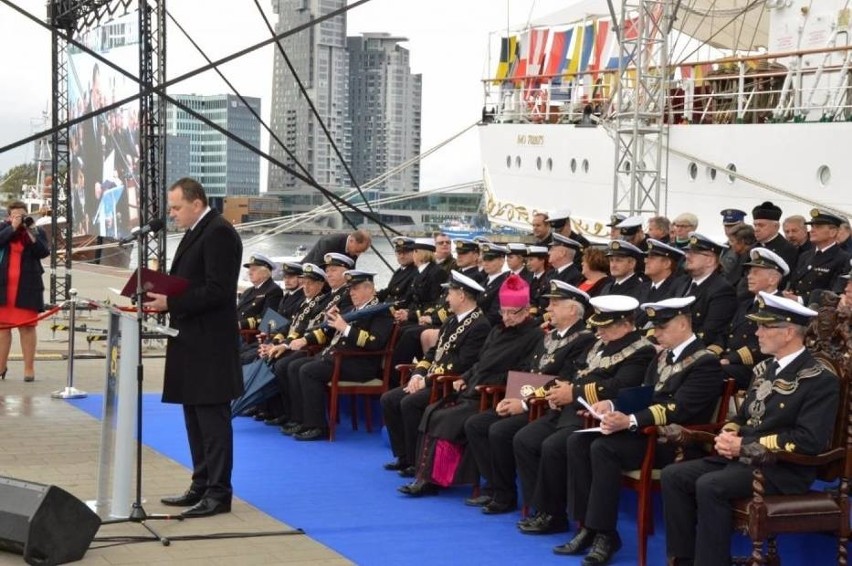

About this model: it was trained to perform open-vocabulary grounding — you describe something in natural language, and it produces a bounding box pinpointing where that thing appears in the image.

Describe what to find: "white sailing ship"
[479,0,852,241]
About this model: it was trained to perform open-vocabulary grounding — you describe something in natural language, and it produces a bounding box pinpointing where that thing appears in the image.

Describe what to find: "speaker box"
[0,476,101,565]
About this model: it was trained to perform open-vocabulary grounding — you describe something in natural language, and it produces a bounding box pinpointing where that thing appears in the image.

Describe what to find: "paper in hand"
[577,396,605,420]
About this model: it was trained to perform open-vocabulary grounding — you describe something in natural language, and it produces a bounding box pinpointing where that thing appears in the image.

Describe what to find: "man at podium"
[145,177,243,518]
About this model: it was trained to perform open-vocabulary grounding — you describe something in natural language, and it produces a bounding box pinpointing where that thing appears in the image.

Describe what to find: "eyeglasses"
[500,307,527,317]
[673,223,694,229]
[436,240,451,245]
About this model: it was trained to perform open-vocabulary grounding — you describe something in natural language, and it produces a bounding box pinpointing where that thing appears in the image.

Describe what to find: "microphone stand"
[101,227,181,545]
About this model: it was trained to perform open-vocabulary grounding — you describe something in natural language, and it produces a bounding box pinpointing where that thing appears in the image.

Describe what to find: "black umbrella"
[231,358,279,418]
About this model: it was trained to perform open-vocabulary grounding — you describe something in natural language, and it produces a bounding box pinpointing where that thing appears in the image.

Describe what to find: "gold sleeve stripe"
[438,309,449,323]
[737,347,754,366]
[649,405,667,426]
[706,344,723,355]
[312,329,327,345]
[759,434,779,450]
[356,330,369,348]
[721,422,740,433]
[287,331,300,340]
[584,383,599,405]
[247,318,257,330]
[416,360,431,369]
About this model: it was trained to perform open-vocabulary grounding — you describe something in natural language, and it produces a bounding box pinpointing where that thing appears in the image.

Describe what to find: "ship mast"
[608,0,675,217]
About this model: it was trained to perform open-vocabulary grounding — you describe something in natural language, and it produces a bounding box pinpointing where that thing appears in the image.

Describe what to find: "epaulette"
[796,364,826,380]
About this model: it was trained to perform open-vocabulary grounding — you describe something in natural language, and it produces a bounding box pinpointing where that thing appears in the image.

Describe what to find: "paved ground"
[0,263,351,565]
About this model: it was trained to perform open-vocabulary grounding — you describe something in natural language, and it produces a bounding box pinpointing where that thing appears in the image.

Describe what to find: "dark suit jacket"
[405,262,448,321]
[674,272,737,346]
[460,318,543,398]
[635,274,683,327]
[277,287,305,321]
[237,277,284,330]
[599,272,646,299]
[524,321,596,378]
[759,234,799,280]
[413,310,492,378]
[633,338,724,428]
[301,233,352,266]
[727,351,839,492]
[378,264,417,306]
[163,210,244,405]
[479,271,510,326]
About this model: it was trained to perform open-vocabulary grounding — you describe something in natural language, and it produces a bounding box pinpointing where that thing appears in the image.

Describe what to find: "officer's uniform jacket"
[237,277,284,331]
[674,272,737,347]
[378,263,417,306]
[788,243,851,300]
[479,271,510,326]
[412,309,492,379]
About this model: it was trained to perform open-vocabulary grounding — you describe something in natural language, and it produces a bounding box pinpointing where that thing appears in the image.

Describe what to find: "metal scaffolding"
[46,0,166,304]
[608,0,672,218]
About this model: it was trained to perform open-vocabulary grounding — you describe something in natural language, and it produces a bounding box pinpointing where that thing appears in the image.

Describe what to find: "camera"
[23,216,34,228]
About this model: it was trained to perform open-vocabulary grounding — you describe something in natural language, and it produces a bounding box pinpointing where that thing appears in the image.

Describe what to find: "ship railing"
[482,44,852,126]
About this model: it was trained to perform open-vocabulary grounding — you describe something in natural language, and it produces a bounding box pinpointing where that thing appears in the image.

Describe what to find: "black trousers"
[182,402,233,502]
[661,458,766,566]
[271,351,308,420]
[513,413,578,513]
[296,358,335,429]
[565,431,674,531]
[285,355,317,424]
[380,386,431,463]
[464,409,528,504]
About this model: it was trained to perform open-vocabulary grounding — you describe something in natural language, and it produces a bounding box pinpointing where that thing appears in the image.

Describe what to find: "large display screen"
[68,11,140,239]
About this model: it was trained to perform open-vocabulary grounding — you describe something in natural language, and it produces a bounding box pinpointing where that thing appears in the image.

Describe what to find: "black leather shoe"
[482,500,517,515]
[464,494,492,507]
[398,466,416,478]
[293,427,327,441]
[264,415,289,426]
[581,532,622,566]
[553,527,596,555]
[518,512,568,534]
[240,406,260,417]
[252,411,269,422]
[383,458,409,471]
[397,480,438,497]
[180,497,231,518]
[280,422,304,436]
[160,489,203,507]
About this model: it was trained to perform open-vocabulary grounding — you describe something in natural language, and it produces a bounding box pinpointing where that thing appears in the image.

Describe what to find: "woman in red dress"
[0,201,50,381]
[578,246,611,297]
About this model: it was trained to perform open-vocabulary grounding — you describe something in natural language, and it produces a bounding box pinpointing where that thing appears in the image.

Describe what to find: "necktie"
[766,360,779,381]
[666,350,675,364]
[683,281,697,297]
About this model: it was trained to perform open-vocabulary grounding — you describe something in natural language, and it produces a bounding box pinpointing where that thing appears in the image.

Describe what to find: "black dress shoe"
[293,427,327,441]
[240,407,260,417]
[264,415,289,426]
[553,527,596,555]
[180,497,231,518]
[464,494,492,507]
[252,411,269,422]
[397,480,438,497]
[280,422,304,436]
[383,458,409,471]
[518,512,569,534]
[581,532,621,566]
[481,500,517,515]
[160,489,203,507]
[398,465,416,478]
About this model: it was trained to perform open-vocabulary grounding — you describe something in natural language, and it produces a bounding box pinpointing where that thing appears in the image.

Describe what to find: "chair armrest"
[739,444,846,467]
[484,385,507,395]
[656,424,719,446]
[396,363,416,387]
[434,374,463,384]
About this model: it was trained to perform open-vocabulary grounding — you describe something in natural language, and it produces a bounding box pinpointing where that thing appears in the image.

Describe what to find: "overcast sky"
[0,0,569,190]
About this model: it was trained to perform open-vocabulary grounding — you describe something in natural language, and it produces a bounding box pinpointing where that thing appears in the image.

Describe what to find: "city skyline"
[0,0,563,193]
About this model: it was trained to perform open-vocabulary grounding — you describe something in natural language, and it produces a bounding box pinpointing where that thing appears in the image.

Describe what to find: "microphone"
[119,218,165,246]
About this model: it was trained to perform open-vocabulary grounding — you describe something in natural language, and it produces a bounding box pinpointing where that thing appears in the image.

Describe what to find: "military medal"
[748,378,773,424]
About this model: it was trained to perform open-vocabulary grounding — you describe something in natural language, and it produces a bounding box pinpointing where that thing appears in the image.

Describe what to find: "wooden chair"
[625,378,737,566]
[325,323,401,441]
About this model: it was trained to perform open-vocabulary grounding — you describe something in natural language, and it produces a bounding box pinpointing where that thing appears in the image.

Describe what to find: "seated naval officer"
[675,233,737,346]
[261,264,330,428]
[282,270,394,441]
[377,236,417,306]
[547,208,590,267]
[785,209,851,303]
[237,253,284,335]
[477,243,511,326]
[398,274,541,496]
[606,213,627,241]
[706,248,788,390]
[527,245,551,317]
[392,238,447,326]
[635,239,685,328]
[464,281,595,514]
[554,297,724,564]
[614,215,649,274]
[514,295,656,535]
[598,240,646,299]
[661,292,838,566]
[506,243,531,282]
[719,208,748,286]
[381,271,491,476]
[547,233,584,286]
[275,261,306,324]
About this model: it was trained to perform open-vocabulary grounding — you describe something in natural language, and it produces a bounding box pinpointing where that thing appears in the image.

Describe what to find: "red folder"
[505,371,558,400]
[120,267,189,298]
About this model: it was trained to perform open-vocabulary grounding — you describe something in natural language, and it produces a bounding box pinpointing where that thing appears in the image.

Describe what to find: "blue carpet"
[67,394,844,565]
